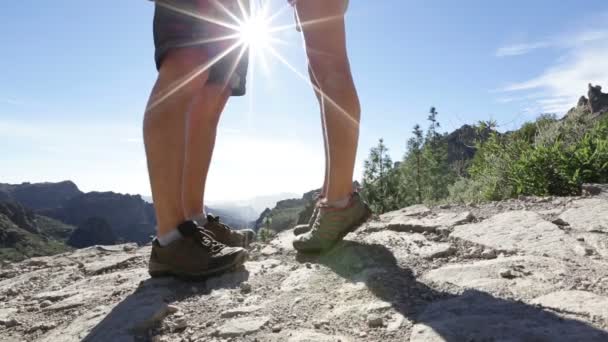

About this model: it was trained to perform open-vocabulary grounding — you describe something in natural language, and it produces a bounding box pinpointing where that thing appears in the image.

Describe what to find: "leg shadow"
[298,241,608,342]
[82,267,249,342]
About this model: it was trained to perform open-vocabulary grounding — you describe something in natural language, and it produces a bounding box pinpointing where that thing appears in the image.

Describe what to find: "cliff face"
[1,188,608,341]
[43,192,156,244]
[253,189,321,232]
[67,217,117,248]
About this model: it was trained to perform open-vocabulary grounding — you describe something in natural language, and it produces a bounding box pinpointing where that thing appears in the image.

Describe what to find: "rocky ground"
[1,186,608,342]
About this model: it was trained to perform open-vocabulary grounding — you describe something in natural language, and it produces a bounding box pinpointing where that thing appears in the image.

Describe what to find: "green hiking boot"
[293,193,372,253]
[149,220,248,279]
[203,214,255,248]
[293,205,320,236]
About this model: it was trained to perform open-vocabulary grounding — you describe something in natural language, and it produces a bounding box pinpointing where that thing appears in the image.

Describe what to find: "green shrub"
[257,228,276,242]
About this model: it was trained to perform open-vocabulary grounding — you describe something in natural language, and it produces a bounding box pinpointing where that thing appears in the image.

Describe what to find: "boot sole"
[148,251,248,280]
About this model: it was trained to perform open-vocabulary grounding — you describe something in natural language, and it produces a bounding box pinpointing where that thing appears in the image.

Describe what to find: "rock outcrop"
[588,84,608,115]
[569,84,608,118]
[2,189,608,341]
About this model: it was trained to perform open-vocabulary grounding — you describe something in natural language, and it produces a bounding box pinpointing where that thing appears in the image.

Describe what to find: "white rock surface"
[216,316,270,337]
[423,256,568,300]
[559,199,608,233]
[366,230,455,260]
[451,211,586,259]
[532,290,608,320]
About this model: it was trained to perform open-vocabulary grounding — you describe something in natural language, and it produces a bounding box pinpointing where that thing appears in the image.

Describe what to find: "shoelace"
[195,229,225,253]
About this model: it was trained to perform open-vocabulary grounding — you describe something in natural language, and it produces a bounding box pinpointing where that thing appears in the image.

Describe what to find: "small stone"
[1,318,21,328]
[552,218,569,226]
[481,249,497,259]
[216,316,270,338]
[367,315,384,328]
[313,319,328,329]
[240,282,252,294]
[173,317,188,330]
[167,305,180,314]
[305,263,312,269]
[293,297,302,304]
[40,300,53,308]
[387,314,404,331]
[220,305,262,318]
[577,237,585,242]
[27,321,57,333]
[272,325,282,333]
[499,268,517,279]
[359,331,368,337]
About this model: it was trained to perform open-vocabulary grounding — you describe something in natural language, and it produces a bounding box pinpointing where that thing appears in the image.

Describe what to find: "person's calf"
[144,48,211,238]
[181,84,230,219]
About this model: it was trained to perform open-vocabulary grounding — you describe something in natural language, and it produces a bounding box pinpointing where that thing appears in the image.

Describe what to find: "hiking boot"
[149,220,248,279]
[293,205,320,236]
[203,214,255,248]
[293,193,372,253]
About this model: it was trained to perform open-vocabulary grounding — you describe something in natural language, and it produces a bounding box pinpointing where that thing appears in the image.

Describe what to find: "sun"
[238,12,272,49]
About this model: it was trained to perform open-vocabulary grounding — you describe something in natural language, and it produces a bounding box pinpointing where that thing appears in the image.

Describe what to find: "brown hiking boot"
[203,215,255,248]
[148,220,247,279]
[293,193,372,253]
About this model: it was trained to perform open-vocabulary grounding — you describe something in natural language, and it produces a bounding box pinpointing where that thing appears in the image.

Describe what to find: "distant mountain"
[205,204,258,229]
[0,181,82,210]
[144,192,300,229]
[0,201,74,261]
[0,181,156,258]
[41,191,156,244]
[254,188,321,233]
[209,192,299,214]
[68,217,117,248]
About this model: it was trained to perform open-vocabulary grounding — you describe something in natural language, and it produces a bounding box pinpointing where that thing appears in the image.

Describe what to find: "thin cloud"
[496,41,553,57]
[0,97,25,106]
[495,29,608,58]
[498,21,608,115]
[502,45,608,114]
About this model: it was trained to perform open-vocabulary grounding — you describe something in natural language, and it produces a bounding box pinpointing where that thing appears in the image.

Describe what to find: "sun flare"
[239,12,272,49]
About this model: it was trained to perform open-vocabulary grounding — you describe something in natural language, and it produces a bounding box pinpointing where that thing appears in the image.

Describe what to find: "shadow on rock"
[83,268,249,342]
[298,241,608,342]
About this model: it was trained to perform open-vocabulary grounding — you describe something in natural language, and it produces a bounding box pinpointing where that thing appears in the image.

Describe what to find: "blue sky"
[1,1,607,201]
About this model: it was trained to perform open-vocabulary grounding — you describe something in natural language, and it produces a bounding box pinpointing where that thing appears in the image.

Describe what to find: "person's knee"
[308,56,360,119]
[188,86,229,129]
[158,48,211,94]
[308,55,351,92]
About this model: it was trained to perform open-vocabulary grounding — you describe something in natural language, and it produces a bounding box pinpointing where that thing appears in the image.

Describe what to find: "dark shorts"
[153,0,249,96]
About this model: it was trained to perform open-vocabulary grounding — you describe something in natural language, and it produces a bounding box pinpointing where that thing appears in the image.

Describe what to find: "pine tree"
[406,124,424,203]
[362,138,395,213]
[422,107,454,201]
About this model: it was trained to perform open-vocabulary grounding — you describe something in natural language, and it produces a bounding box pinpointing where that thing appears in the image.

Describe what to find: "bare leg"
[307,66,328,199]
[296,0,360,203]
[143,49,211,237]
[182,84,230,219]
